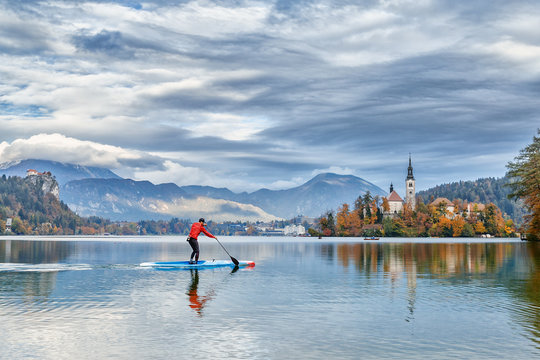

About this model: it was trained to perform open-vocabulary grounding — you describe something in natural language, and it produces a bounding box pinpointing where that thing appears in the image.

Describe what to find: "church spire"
[407,153,414,180]
[405,153,416,209]
[390,183,394,193]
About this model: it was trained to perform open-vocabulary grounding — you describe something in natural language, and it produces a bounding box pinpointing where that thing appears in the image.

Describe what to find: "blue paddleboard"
[140,259,255,269]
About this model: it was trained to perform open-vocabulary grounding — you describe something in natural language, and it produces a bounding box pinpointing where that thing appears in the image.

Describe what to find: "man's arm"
[201,226,215,238]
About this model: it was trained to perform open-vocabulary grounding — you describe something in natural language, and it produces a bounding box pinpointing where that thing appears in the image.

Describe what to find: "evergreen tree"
[354,195,365,220]
[506,129,540,240]
[363,192,372,220]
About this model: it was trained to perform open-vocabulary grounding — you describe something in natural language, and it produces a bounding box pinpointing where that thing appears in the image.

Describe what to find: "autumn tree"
[336,204,351,236]
[319,211,336,236]
[383,217,405,237]
[349,204,364,236]
[451,215,466,237]
[507,129,540,240]
[381,197,390,213]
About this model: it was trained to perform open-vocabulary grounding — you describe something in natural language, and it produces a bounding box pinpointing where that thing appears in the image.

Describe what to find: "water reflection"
[511,243,540,347]
[336,242,517,276]
[0,271,57,302]
[186,266,242,317]
[0,240,72,301]
[335,241,540,346]
[187,269,215,317]
[0,239,72,263]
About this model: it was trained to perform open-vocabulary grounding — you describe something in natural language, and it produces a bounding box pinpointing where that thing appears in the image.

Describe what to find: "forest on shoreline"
[313,192,516,238]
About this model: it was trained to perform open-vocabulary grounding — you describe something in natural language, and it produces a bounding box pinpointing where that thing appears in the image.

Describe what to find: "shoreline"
[0,235,523,243]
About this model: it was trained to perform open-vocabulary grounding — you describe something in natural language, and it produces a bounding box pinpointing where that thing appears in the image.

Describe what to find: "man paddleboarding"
[187,218,216,264]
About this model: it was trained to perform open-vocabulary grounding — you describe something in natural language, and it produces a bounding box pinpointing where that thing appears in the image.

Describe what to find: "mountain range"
[0,159,387,222]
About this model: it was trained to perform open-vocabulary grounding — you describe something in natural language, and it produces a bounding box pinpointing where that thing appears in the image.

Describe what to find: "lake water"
[0,236,539,359]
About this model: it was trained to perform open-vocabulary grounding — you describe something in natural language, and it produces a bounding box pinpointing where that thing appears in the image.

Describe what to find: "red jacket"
[189,222,215,240]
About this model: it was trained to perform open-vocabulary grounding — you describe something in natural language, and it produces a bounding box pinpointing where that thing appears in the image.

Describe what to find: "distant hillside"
[241,173,387,219]
[0,174,82,234]
[417,177,526,224]
[61,172,385,221]
[0,159,121,185]
[61,178,280,222]
[179,173,387,219]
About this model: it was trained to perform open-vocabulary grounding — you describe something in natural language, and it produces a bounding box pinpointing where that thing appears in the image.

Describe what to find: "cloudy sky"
[0,0,538,195]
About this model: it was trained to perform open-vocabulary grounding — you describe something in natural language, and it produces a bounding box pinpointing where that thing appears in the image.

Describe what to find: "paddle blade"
[215,237,239,266]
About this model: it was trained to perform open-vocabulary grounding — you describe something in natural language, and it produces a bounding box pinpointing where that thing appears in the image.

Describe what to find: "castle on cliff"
[25,168,59,200]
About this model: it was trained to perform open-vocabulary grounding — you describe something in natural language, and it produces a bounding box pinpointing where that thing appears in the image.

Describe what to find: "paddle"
[214,237,239,266]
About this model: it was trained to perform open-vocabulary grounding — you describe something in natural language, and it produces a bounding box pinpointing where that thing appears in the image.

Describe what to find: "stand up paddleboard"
[140,259,255,269]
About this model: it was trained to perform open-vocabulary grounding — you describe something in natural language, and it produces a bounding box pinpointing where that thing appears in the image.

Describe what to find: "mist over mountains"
[0,159,387,221]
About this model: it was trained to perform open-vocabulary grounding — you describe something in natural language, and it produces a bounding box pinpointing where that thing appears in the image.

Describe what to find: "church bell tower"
[405,154,416,209]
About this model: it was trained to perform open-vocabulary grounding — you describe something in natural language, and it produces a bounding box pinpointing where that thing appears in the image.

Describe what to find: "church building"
[387,183,404,214]
[384,155,416,216]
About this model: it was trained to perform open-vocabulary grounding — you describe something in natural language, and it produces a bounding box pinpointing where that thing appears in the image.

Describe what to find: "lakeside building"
[284,224,306,236]
[5,218,12,233]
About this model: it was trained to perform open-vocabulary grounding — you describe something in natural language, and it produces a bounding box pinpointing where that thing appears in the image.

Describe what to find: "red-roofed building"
[386,183,404,215]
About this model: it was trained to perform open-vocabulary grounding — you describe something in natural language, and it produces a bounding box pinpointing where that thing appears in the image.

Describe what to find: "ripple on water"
[0,263,93,272]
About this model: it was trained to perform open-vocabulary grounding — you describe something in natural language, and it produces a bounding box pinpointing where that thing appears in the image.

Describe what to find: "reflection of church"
[385,155,416,216]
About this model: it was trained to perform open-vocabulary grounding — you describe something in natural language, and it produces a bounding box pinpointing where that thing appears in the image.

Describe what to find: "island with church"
[315,155,516,238]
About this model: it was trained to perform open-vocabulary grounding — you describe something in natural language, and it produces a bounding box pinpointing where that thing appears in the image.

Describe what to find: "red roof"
[388,191,403,202]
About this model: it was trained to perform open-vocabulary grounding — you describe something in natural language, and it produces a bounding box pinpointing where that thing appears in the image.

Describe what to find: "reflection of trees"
[506,242,540,346]
[336,242,515,277]
[0,272,58,301]
[0,240,73,301]
[0,239,71,264]
[336,242,540,344]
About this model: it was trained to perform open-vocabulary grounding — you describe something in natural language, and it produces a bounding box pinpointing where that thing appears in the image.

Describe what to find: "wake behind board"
[140,259,255,269]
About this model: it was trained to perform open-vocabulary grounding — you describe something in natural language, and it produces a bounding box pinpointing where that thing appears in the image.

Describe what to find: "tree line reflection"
[333,241,540,345]
[335,242,522,276]
[0,239,71,264]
